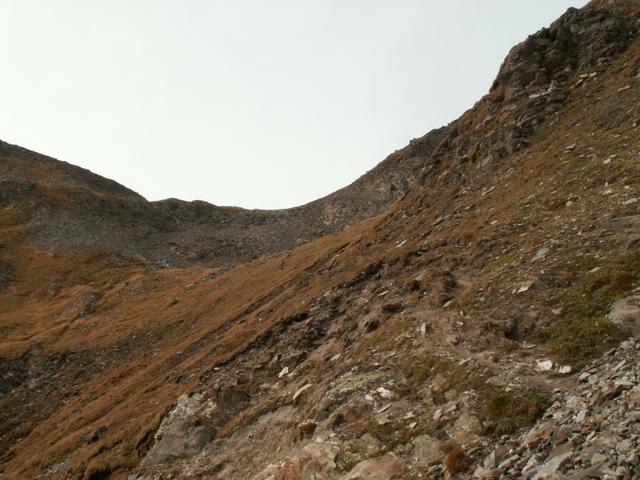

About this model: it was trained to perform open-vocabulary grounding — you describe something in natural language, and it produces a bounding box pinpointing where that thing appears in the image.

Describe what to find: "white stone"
[532,247,549,262]
[517,280,537,294]
[293,384,313,403]
[536,360,554,372]
[376,386,394,399]
[575,408,588,423]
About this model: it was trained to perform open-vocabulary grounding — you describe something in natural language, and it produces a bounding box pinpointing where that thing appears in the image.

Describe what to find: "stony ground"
[1,1,640,479]
[474,336,640,480]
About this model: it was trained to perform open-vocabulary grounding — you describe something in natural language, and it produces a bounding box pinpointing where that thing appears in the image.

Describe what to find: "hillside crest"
[2,2,640,479]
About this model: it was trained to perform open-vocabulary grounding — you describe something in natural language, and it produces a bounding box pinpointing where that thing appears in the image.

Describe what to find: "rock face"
[493,2,638,103]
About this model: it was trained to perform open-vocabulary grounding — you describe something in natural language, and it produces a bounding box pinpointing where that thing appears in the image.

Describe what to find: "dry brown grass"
[2,13,640,478]
[443,443,471,474]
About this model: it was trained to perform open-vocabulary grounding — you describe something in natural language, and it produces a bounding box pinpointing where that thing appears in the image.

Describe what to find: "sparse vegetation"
[481,249,522,275]
[482,387,550,436]
[399,357,439,386]
[537,252,640,367]
[4,2,640,477]
[365,419,415,450]
[443,443,471,474]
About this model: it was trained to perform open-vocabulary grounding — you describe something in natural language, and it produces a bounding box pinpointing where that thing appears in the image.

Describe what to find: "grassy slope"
[1,5,640,478]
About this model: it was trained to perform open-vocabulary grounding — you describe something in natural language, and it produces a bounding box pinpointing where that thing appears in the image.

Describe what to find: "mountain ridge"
[2,1,640,479]
[0,124,445,268]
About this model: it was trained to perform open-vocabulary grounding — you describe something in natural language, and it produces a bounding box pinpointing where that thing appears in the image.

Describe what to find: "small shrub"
[482,387,549,436]
[443,443,471,474]
[545,316,624,367]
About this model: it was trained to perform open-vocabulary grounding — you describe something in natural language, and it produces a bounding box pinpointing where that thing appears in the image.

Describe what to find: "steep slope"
[1,1,640,479]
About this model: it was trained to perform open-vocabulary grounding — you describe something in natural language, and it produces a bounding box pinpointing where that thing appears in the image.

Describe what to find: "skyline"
[0,1,589,209]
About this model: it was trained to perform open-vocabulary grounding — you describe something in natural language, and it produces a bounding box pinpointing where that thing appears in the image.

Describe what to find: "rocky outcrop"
[492,2,639,102]
[143,382,251,465]
[607,288,640,330]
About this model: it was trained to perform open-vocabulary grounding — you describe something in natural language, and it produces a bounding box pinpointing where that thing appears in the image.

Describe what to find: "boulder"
[532,451,572,479]
[524,424,555,450]
[607,294,640,326]
[412,435,444,467]
[142,393,216,465]
[252,442,339,480]
[64,291,101,318]
[536,360,554,372]
[451,412,483,441]
[342,454,405,480]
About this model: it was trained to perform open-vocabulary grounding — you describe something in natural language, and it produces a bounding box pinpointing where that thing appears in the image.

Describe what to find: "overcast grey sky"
[0,1,589,209]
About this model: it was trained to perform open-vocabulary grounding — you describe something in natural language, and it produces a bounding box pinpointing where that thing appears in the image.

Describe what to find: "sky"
[0,1,589,209]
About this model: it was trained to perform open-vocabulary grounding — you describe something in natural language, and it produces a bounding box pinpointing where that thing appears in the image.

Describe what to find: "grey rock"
[473,466,497,479]
[615,439,632,454]
[607,295,640,326]
[451,412,483,440]
[483,446,508,469]
[532,451,572,479]
[343,454,405,480]
[47,281,61,297]
[591,453,608,465]
[480,333,640,480]
[412,434,443,467]
[142,393,216,465]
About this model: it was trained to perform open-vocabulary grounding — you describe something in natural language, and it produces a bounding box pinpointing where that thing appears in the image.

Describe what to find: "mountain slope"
[1,1,640,479]
[0,124,445,269]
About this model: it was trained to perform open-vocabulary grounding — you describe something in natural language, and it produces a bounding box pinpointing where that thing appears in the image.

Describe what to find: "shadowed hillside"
[0,125,445,269]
